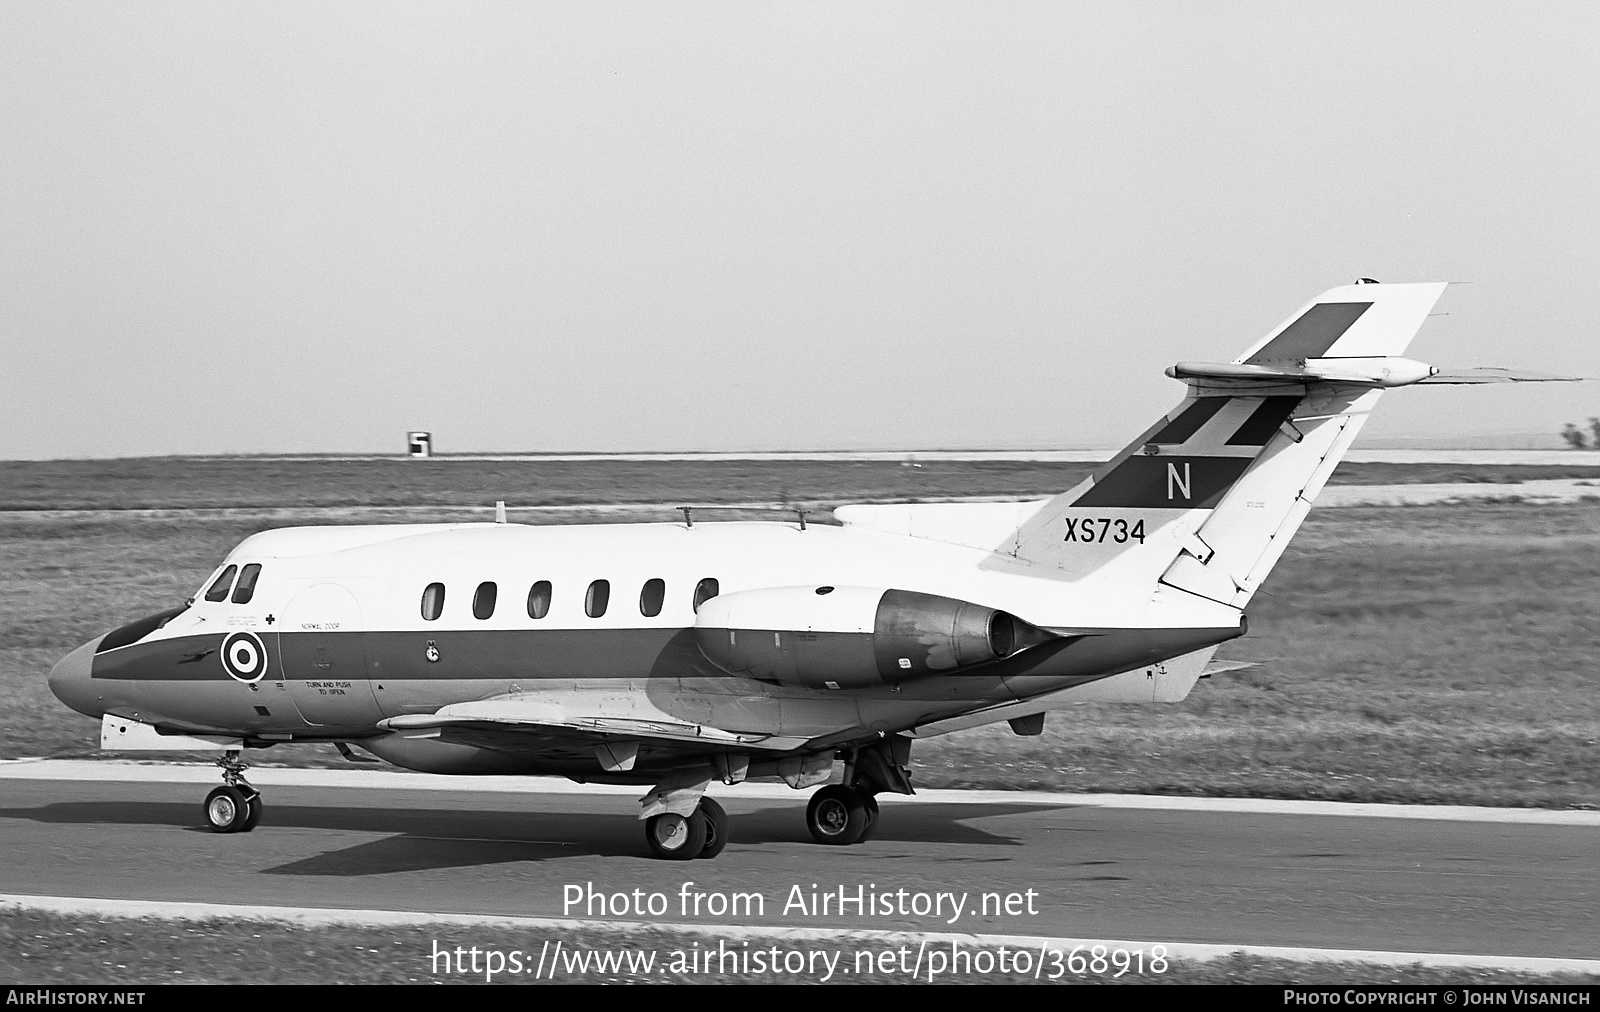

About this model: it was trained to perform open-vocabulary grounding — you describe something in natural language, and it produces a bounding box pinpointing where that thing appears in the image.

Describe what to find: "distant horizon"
[5,431,1591,465]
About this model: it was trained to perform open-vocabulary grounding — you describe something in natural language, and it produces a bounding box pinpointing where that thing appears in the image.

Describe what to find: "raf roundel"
[220,631,269,683]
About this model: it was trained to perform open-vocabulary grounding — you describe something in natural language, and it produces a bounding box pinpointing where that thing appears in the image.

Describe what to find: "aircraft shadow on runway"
[0,799,1075,874]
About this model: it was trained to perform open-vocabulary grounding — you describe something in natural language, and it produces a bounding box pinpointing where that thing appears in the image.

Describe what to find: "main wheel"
[204,786,251,834]
[241,792,263,832]
[807,785,868,845]
[858,793,880,842]
[645,810,708,860]
[697,797,728,859]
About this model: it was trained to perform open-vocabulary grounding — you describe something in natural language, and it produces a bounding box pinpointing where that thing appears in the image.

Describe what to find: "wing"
[380,696,808,773]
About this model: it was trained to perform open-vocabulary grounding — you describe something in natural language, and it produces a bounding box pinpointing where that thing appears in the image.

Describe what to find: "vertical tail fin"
[1002,281,1448,609]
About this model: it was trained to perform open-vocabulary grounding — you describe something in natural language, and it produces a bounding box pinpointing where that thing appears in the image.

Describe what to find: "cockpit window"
[230,564,262,604]
[204,566,237,603]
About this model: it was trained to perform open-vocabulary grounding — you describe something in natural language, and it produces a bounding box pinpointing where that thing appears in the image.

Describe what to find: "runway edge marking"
[3,894,1597,976]
[3,760,1598,825]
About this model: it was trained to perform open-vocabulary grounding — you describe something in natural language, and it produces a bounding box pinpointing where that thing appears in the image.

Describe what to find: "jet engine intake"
[694,586,1051,690]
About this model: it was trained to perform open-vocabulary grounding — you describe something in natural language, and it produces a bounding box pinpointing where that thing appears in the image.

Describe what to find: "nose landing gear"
[203,751,262,833]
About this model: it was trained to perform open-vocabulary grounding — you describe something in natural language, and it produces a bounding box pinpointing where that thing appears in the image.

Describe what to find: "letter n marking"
[1167,462,1192,501]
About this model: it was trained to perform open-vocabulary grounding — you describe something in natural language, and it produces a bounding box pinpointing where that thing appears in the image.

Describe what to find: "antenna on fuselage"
[494,500,507,524]
[796,508,808,531]
[679,506,692,528]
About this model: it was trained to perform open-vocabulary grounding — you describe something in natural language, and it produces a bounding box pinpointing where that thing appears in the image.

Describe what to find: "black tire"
[807,785,868,845]
[697,797,728,859]
[645,810,708,860]
[858,793,880,843]
[204,786,250,834]
[241,792,263,832]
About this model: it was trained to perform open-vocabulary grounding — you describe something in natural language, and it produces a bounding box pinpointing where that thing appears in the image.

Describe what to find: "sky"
[3,2,1599,459]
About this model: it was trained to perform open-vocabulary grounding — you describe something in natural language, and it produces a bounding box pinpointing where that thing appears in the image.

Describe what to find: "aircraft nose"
[48,636,106,718]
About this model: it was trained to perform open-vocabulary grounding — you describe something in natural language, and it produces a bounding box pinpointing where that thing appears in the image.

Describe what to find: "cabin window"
[421,582,445,621]
[639,578,665,617]
[527,581,552,619]
[585,579,610,618]
[693,577,720,613]
[231,564,262,604]
[473,581,497,620]
[204,565,237,603]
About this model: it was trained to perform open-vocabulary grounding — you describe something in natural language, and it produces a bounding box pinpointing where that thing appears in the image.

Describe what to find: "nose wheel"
[204,785,259,833]
[204,751,262,833]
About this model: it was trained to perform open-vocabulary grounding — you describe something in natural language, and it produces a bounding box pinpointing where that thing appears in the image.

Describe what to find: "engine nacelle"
[694,585,1050,690]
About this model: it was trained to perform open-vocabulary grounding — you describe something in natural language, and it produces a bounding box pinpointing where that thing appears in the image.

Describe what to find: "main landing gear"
[644,796,727,860]
[638,737,912,859]
[806,785,880,846]
[803,735,908,846]
[203,750,262,834]
[646,788,882,856]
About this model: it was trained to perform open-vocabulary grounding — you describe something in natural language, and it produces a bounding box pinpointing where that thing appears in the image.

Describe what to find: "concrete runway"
[1,763,1594,962]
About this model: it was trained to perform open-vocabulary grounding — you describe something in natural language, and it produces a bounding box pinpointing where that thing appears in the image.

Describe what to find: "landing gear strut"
[204,750,262,833]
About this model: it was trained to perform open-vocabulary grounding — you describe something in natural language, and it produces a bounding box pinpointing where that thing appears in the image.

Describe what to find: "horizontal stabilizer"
[1418,367,1588,384]
[1168,357,1440,388]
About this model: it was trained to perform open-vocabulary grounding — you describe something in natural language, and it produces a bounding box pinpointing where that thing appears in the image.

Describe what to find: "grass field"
[3,910,1593,985]
[5,457,1600,511]
[4,461,1597,988]
[3,456,1597,809]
